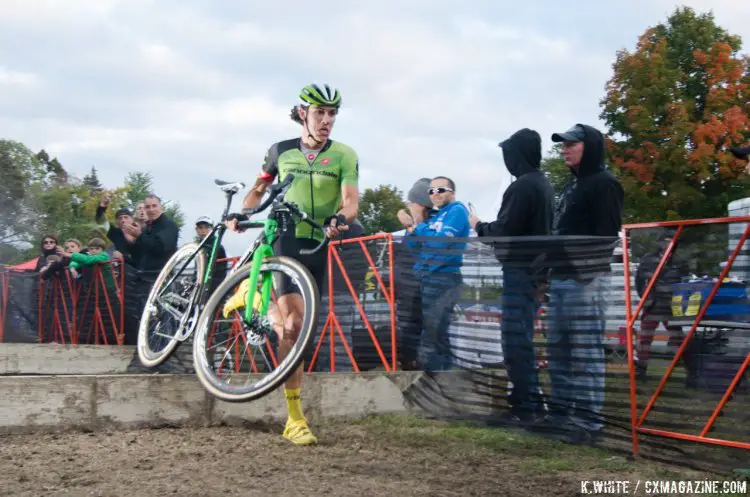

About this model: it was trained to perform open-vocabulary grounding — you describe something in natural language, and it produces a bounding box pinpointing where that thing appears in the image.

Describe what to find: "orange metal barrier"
[622,216,750,455]
[307,233,397,373]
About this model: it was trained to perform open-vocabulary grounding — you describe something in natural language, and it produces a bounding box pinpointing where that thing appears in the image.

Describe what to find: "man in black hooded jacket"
[543,123,623,445]
[471,128,554,423]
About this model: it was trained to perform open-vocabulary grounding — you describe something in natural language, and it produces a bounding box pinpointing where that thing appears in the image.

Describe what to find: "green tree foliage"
[0,142,185,264]
[359,185,407,235]
[539,144,570,201]
[600,7,750,223]
[122,171,185,229]
[82,166,103,193]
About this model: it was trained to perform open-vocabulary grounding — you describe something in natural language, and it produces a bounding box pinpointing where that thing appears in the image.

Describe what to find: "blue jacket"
[406,201,470,274]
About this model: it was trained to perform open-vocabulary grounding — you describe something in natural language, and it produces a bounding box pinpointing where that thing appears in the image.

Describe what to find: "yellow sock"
[285,388,305,423]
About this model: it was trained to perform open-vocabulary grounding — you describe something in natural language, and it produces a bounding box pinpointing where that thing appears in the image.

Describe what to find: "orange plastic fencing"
[307,233,397,373]
[37,259,125,345]
[622,216,750,455]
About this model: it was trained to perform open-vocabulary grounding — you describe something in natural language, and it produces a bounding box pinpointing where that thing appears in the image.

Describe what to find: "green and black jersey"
[258,138,359,241]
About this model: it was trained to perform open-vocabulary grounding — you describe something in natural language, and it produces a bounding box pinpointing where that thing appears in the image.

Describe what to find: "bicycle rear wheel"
[137,243,206,367]
[192,256,320,402]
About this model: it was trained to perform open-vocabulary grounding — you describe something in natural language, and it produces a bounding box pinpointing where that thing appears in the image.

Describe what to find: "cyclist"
[225,83,359,445]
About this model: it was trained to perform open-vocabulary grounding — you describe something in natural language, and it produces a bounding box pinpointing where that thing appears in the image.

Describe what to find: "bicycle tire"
[192,256,320,402]
[137,242,207,367]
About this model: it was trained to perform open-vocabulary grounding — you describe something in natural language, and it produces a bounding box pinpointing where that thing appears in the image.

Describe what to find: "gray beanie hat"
[407,178,432,208]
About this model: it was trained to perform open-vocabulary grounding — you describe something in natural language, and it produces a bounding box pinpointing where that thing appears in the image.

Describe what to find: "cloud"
[0,0,748,256]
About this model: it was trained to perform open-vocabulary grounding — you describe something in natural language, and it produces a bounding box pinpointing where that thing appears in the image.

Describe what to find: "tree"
[82,166,103,193]
[600,7,750,223]
[540,144,570,201]
[0,140,36,246]
[123,171,185,229]
[359,185,407,234]
[124,171,153,207]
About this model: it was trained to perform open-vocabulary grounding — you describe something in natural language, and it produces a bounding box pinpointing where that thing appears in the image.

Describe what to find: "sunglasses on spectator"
[43,240,56,245]
[428,187,453,195]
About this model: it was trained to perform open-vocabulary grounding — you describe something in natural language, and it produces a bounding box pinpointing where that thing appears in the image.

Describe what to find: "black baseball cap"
[115,208,132,219]
[552,124,586,143]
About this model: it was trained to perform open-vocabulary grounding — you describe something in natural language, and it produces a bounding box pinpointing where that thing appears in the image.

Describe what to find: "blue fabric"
[418,272,462,371]
[546,276,609,431]
[407,201,470,274]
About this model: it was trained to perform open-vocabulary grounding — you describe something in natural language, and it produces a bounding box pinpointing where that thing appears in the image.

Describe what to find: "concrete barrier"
[1,343,137,375]
[0,372,424,433]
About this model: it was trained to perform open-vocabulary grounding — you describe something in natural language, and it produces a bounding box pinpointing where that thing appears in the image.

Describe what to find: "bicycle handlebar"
[241,173,295,217]
[231,173,330,255]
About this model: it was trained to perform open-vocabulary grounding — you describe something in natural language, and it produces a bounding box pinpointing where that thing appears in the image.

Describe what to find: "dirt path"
[0,417,740,497]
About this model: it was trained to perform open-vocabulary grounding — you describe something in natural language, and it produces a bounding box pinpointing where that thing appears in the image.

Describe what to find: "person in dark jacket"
[470,128,555,423]
[395,178,435,370]
[731,146,750,171]
[634,230,690,380]
[544,123,624,445]
[124,194,179,273]
[195,216,227,293]
[35,234,59,272]
[96,194,139,268]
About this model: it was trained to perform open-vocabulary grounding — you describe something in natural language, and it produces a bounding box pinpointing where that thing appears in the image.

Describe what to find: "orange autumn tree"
[600,7,750,223]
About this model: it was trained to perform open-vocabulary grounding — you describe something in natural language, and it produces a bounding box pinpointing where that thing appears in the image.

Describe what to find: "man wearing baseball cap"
[541,123,623,445]
[195,216,227,291]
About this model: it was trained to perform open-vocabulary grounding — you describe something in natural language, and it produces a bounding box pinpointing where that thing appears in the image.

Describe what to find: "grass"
[352,413,750,496]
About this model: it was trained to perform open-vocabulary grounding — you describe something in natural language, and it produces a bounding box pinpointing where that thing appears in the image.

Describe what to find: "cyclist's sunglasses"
[428,187,454,195]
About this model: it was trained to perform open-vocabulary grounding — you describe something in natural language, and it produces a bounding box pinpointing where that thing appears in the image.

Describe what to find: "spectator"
[38,254,62,279]
[61,237,117,292]
[634,230,690,380]
[96,195,139,267]
[61,237,120,344]
[41,240,86,280]
[195,216,227,292]
[731,146,750,171]
[395,177,435,370]
[134,201,148,227]
[470,128,555,424]
[543,123,624,445]
[124,194,179,273]
[35,235,59,272]
[398,176,470,371]
[63,239,83,254]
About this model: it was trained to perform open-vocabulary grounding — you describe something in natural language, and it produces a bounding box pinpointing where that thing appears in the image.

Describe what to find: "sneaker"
[222,280,261,318]
[556,426,602,446]
[283,419,318,446]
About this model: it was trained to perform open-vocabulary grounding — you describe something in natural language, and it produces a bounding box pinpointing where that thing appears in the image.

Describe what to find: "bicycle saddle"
[214,179,246,194]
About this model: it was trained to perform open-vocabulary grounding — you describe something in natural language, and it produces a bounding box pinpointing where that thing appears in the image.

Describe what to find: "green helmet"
[299,83,342,108]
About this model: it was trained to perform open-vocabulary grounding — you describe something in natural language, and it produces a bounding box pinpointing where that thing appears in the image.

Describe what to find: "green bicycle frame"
[243,218,279,323]
[202,233,223,287]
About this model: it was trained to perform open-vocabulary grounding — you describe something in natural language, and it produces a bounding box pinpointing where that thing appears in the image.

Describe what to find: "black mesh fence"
[2,224,750,470]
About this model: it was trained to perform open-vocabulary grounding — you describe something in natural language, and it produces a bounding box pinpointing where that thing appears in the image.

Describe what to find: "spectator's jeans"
[418,271,462,372]
[547,276,608,431]
[502,268,542,418]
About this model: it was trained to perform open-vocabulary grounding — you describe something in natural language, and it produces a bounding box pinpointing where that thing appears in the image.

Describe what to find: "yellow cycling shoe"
[282,419,318,446]
[222,279,261,318]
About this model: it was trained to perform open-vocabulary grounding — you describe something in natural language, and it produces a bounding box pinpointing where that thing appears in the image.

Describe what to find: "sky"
[1,0,748,256]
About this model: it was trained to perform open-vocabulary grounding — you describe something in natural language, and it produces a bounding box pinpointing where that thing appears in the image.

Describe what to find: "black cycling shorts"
[272,229,327,297]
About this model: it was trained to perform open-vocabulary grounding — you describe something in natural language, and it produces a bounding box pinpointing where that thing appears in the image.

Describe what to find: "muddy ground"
[0,416,740,497]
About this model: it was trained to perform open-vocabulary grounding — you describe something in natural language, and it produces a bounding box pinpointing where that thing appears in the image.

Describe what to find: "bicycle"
[191,173,329,402]
[136,178,249,367]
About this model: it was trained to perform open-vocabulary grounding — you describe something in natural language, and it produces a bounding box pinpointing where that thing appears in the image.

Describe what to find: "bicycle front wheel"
[192,256,320,402]
[137,242,206,367]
